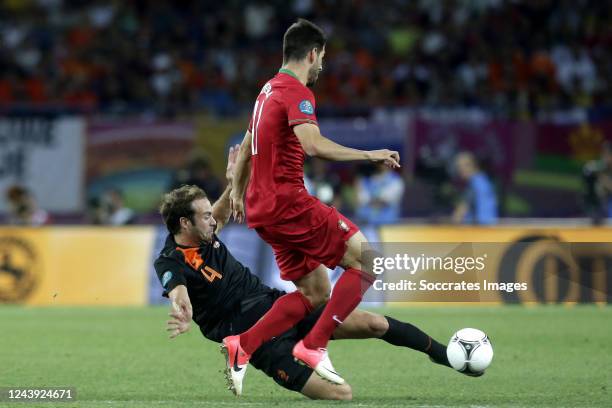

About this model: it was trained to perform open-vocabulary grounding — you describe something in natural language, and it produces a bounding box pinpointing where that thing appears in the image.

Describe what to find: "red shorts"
[255,202,359,281]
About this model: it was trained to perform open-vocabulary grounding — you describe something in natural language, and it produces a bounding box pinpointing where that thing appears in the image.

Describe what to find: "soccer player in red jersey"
[222,19,400,389]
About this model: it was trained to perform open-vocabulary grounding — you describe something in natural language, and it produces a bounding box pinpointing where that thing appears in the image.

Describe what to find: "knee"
[368,314,389,337]
[304,290,330,308]
[340,252,361,270]
[301,376,352,400]
[328,384,352,401]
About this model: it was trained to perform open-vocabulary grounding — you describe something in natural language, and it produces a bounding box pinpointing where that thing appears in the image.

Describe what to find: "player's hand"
[230,190,245,223]
[167,310,191,339]
[225,144,240,183]
[168,285,192,322]
[368,149,401,169]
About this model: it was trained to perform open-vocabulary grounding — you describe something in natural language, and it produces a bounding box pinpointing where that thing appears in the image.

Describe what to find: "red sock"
[240,291,312,355]
[303,268,375,350]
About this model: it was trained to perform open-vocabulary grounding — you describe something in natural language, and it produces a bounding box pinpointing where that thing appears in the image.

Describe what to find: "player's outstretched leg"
[331,310,484,377]
[220,335,250,396]
[292,231,375,382]
[332,309,451,367]
[237,290,314,355]
[220,291,313,395]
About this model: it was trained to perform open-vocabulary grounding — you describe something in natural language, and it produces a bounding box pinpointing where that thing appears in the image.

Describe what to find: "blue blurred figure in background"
[452,152,498,225]
[355,164,404,225]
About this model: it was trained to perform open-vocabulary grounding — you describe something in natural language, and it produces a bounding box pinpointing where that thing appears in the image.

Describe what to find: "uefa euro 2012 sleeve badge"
[299,100,314,115]
[161,271,173,289]
[338,219,350,233]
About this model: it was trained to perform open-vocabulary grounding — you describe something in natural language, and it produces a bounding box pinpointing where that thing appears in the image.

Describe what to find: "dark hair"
[159,185,207,235]
[6,185,28,201]
[283,18,326,63]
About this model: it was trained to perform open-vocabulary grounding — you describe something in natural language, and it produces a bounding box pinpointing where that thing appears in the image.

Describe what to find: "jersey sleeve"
[285,87,318,127]
[154,256,188,297]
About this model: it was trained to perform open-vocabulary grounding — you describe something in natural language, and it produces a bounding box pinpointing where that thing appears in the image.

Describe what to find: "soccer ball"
[446,328,493,376]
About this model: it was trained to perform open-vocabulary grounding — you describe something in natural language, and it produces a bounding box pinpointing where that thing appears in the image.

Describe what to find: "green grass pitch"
[1,305,610,407]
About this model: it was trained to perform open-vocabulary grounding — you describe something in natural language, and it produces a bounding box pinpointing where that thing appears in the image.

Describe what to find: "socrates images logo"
[0,237,39,302]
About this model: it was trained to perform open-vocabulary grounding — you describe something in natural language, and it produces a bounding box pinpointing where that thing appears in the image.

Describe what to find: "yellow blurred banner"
[0,227,155,305]
[373,226,612,304]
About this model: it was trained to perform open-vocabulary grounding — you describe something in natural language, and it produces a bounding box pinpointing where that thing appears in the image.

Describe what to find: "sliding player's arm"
[293,123,400,168]
[212,185,232,233]
[154,258,193,338]
[212,144,240,233]
[230,131,253,223]
[167,285,192,338]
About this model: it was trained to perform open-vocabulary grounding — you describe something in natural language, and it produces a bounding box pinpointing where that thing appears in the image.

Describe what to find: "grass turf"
[1,305,610,407]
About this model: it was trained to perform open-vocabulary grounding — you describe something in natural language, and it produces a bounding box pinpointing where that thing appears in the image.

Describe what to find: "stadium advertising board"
[0,227,153,305]
[2,225,609,306]
[0,116,85,212]
[376,227,612,304]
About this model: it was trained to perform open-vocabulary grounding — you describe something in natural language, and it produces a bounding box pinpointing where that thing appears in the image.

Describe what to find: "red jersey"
[246,70,319,227]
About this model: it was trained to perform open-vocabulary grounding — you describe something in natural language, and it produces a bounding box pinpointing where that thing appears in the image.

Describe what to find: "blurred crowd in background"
[8,138,612,226]
[1,0,611,117]
[1,0,611,227]
[6,151,498,226]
